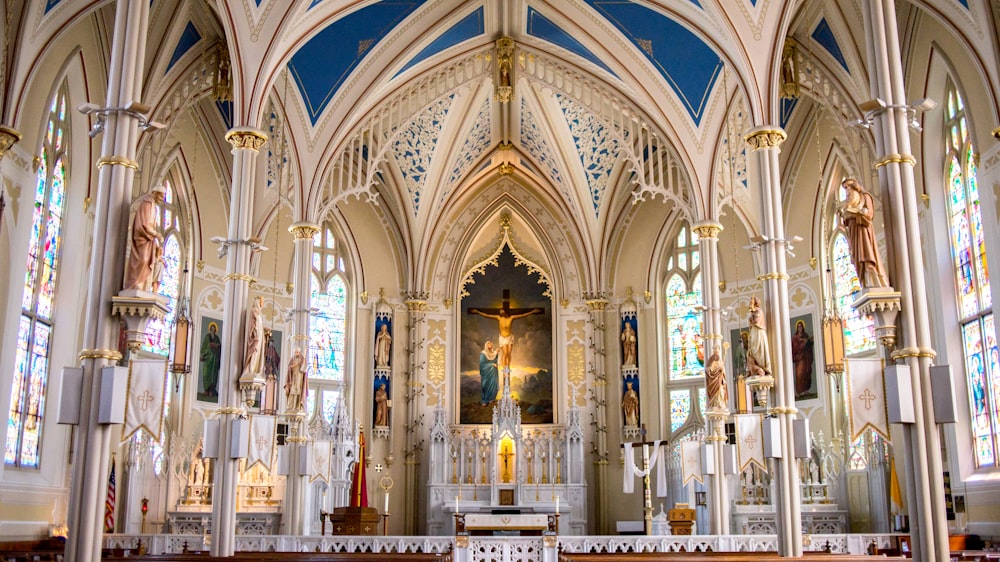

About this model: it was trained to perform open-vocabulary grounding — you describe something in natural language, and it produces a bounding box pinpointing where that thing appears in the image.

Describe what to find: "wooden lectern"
[328,506,380,535]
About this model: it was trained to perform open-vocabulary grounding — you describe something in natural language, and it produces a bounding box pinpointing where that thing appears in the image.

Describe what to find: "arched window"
[5,85,69,468]
[308,222,348,424]
[832,233,876,354]
[665,225,703,379]
[943,80,996,468]
[143,179,183,356]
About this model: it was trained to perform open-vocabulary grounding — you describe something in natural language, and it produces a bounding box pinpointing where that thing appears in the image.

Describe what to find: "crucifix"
[467,289,545,392]
[499,440,514,483]
[619,423,665,535]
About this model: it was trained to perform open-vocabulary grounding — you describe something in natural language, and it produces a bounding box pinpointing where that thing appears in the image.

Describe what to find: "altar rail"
[103,534,905,560]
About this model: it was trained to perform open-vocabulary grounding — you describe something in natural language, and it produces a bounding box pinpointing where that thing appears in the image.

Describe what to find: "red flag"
[349,431,369,507]
[104,462,116,533]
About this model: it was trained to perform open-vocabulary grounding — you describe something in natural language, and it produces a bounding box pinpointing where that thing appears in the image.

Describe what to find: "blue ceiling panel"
[167,22,202,72]
[526,7,616,77]
[397,7,484,76]
[812,18,849,73]
[45,0,62,13]
[584,1,721,125]
[779,97,798,129]
[216,100,233,130]
[290,1,426,124]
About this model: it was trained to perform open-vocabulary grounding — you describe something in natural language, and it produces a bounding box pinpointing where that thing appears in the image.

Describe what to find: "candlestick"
[385,491,389,512]
[555,496,559,514]
[455,494,459,513]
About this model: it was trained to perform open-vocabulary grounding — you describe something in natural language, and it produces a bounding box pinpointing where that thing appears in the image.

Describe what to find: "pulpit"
[668,503,696,535]
[328,506,380,535]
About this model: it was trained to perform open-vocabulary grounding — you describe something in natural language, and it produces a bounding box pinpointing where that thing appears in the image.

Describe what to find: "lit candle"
[555,496,559,514]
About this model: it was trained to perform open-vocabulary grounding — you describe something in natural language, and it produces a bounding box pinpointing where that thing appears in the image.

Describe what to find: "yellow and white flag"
[846,358,889,440]
[310,440,331,483]
[735,414,765,472]
[122,359,168,443]
[247,415,275,471]
[680,440,704,484]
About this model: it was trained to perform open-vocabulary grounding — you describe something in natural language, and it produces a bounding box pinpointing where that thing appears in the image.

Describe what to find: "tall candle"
[385,491,389,512]
[555,496,560,514]
[455,495,459,513]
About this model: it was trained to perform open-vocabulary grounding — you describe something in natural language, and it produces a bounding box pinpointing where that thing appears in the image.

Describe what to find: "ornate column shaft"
[283,222,318,535]
[584,294,609,533]
[693,221,729,534]
[403,292,428,534]
[862,2,948,560]
[209,127,267,557]
[744,127,801,556]
[65,2,148,561]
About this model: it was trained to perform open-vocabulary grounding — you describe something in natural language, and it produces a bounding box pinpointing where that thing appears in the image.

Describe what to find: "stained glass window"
[670,389,691,432]
[143,180,184,356]
[7,85,68,468]
[832,234,876,354]
[944,80,997,468]
[309,223,348,382]
[665,225,703,379]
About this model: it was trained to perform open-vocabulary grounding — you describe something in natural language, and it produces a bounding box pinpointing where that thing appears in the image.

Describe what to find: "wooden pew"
[0,538,65,562]
[102,551,452,562]
[557,552,906,562]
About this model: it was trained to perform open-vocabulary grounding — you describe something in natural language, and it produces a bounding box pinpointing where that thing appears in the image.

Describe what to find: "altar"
[425,370,587,536]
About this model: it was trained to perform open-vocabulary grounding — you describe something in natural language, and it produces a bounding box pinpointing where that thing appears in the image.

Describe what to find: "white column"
[744,127,802,557]
[209,127,267,557]
[65,2,149,561]
[694,221,730,534]
[862,2,948,560]
[402,292,428,534]
[283,222,319,535]
[584,294,610,533]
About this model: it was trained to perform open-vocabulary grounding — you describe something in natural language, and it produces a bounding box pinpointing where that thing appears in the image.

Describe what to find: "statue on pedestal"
[705,350,729,410]
[839,178,889,288]
[124,185,166,292]
[746,296,771,378]
[242,296,266,380]
[285,348,308,412]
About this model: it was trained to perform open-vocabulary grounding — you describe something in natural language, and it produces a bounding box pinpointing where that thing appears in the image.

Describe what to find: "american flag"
[104,463,116,533]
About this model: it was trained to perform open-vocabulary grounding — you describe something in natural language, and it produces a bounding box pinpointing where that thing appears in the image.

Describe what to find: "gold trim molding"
[874,153,916,169]
[692,221,723,239]
[96,156,139,170]
[0,125,22,158]
[744,128,787,150]
[79,348,123,362]
[992,126,1000,140]
[756,272,790,281]
[288,222,320,239]
[224,128,268,151]
[223,273,257,284]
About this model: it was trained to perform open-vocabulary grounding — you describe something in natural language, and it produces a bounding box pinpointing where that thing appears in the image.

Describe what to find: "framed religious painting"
[790,313,818,401]
[459,246,552,424]
[196,316,223,403]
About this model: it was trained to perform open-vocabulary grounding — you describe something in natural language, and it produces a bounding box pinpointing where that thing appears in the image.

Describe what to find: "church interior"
[1,0,1000,560]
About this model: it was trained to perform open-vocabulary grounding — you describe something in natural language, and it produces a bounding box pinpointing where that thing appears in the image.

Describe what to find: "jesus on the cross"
[468,289,544,373]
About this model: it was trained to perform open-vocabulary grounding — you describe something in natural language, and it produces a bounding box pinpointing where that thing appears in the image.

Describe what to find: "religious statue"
[123,185,165,292]
[746,296,772,378]
[705,350,728,411]
[285,348,308,412]
[374,383,389,426]
[199,322,222,400]
[242,296,266,380]
[150,244,165,293]
[191,457,205,486]
[791,320,814,398]
[621,381,639,426]
[478,341,499,406]
[621,321,637,366]
[264,329,281,380]
[374,323,392,368]
[839,178,888,288]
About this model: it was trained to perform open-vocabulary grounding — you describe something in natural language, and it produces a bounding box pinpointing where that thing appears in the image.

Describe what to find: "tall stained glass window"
[6,85,69,468]
[943,80,997,468]
[665,225,703,379]
[307,221,348,425]
[143,180,183,356]
[832,233,876,354]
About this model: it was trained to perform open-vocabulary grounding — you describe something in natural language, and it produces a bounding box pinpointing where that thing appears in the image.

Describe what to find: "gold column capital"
[288,222,320,239]
[692,220,724,239]
[224,127,268,151]
[992,126,1000,140]
[96,156,139,170]
[0,125,22,158]
[744,127,787,150]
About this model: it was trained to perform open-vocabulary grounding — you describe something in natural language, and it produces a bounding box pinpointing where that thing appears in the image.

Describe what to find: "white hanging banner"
[310,440,331,483]
[121,359,168,443]
[735,414,766,472]
[681,440,704,485]
[247,415,275,471]
[847,358,889,440]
